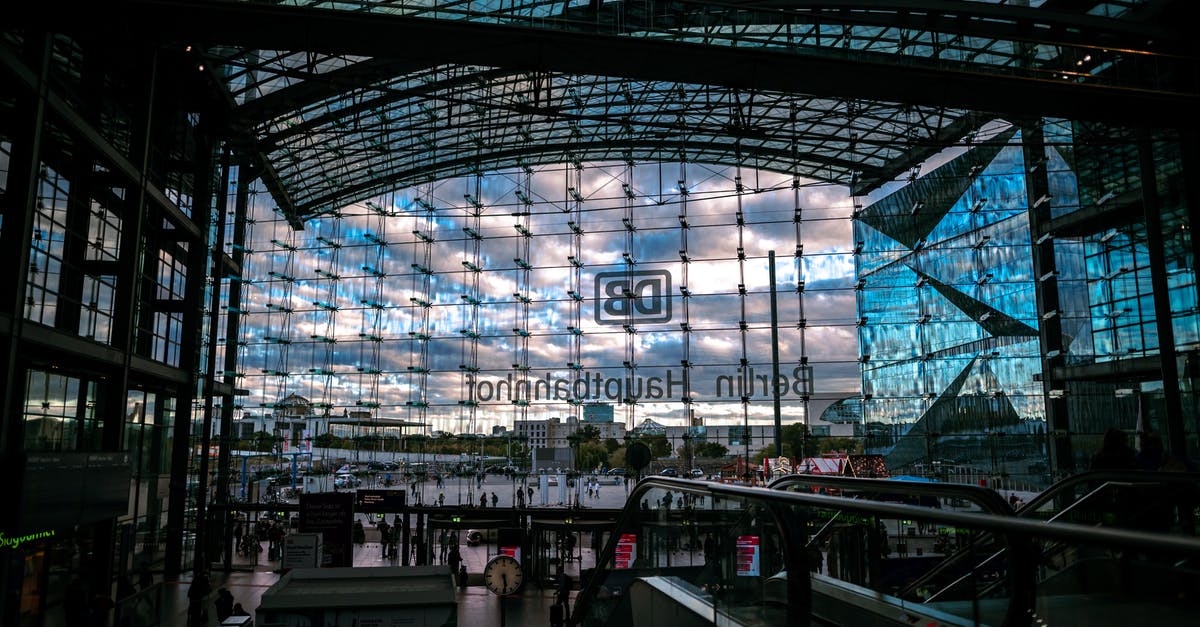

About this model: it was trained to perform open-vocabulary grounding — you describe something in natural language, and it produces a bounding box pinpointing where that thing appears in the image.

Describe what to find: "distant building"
[582,402,614,423]
[220,393,333,451]
[855,131,1046,478]
[516,415,626,449]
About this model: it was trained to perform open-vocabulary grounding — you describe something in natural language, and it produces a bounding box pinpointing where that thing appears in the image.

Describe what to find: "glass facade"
[857,121,1200,482]
[230,163,860,438]
[856,128,1049,486]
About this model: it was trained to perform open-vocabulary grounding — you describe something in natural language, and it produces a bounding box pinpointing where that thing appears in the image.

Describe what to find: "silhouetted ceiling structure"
[21,0,1197,226]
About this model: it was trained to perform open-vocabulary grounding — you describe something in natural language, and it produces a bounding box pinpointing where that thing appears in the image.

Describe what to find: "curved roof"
[30,0,1194,223]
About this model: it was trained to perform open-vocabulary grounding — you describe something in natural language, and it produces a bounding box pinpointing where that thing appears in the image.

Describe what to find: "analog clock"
[484,555,524,596]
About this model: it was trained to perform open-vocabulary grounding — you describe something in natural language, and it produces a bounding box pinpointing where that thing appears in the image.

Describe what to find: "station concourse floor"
[161,530,591,627]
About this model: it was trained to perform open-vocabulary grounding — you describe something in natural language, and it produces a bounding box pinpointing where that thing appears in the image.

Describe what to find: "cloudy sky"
[234,160,880,434]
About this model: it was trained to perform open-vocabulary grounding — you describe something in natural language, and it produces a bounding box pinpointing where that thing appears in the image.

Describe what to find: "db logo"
[594,270,672,325]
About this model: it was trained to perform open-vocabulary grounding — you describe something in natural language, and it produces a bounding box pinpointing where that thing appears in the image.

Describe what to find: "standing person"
[438,529,449,563]
[214,588,235,622]
[448,544,462,579]
[480,493,487,508]
[186,571,211,626]
[1090,428,1137,470]
[379,519,391,559]
[136,565,152,591]
[555,572,572,622]
[491,492,499,507]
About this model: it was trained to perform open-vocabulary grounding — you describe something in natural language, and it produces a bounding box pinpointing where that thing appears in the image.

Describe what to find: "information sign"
[736,535,760,576]
[282,533,322,570]
[299,492,354,567]
[614,533,637,569]
[355,489,406,512]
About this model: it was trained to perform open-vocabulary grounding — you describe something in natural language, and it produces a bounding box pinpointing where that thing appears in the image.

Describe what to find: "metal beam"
[22,0,1199,127]
[293,136,882,216]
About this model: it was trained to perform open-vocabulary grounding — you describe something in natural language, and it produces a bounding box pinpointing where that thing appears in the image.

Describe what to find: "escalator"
[570,477,1200,627]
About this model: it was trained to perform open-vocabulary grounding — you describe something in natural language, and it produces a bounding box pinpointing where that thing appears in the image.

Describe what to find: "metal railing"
[571,477,1200,627]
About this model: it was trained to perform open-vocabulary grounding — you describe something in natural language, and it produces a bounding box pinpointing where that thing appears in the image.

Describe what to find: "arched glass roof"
[35,0,1190,222]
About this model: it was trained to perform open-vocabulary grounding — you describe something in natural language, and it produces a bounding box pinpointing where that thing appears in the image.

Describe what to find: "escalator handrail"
[902,473,1200,599]
[570,477,821,626]
[768,473,1014,516]
[570,477,1200,626]
[1016,469,1200,519]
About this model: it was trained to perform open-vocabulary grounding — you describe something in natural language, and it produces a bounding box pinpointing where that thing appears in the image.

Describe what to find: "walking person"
[379,519,391,559]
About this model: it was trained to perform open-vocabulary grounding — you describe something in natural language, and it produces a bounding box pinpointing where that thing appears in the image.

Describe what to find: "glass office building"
[856,128,1049,483]
[856,121,1200,483]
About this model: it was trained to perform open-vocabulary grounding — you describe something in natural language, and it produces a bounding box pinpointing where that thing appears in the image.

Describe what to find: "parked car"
[691,468,704,478]
[660,467,678,477]
[607,468,625,476]
[335,473,361,489]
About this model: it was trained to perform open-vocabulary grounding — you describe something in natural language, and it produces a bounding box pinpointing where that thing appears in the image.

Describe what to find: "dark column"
[218,156,248,572]
[1138,130,1187,456]
[53,153,95,335]
[416,511,426,565]
[182,129,217,573]
[1179,128,1200,452]
[402,511,411,566]
[1022,121,1072,472]
[0,32,50,627]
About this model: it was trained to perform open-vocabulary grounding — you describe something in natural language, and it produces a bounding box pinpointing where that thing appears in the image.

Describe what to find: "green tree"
[576,441,608,472]
[250,430,277,453]
[578,425,601,442]
[607,446,627,469]
[604,439,619,454]
[694,442,728,458]
[644,435,671,458]
[816,437,862,455]
[676,444,694,468]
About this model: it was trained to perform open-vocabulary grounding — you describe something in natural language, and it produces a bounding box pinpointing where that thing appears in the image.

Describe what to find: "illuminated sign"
[614,533,637,569]
[0,529,55,551]
[736,535,760,576]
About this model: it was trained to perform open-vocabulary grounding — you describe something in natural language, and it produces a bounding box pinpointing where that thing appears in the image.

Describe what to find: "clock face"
[484,555,524,596]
